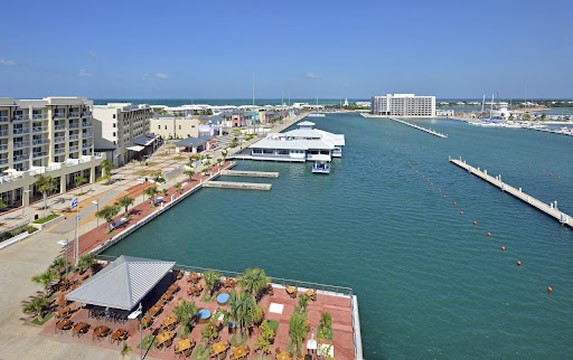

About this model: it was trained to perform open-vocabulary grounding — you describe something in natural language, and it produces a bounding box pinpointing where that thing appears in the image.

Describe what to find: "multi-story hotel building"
[371,94,436,117]
[0,97,104,208]
[93,103,155,166]
[150,116,200,140]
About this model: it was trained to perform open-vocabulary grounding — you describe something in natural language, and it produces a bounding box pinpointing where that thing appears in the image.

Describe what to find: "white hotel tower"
[371,93,436,117]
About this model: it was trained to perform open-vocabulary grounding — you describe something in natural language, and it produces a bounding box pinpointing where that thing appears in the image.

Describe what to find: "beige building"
[93,103,152,166]
[150,116,199,140]
[0,97,105,208]
[371,94,436,117]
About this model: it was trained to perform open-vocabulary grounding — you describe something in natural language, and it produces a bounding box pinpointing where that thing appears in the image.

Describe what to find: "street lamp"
[91,200,99,227]
[21,189,31,219]
[128,303,143,360]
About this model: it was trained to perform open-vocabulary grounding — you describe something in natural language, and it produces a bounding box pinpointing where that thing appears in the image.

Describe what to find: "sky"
[1,0,572,99]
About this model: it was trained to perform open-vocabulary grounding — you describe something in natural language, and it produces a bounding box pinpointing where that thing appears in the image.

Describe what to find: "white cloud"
[155,72,169,79]
[0,59,16,66]
[304,72,319,80]
[79,68,93,77]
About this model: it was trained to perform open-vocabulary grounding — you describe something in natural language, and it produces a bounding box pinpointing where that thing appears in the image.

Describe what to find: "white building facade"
[371,94,436,117]
[0,97,105,208]
[93,103,152,166]
[150,116,200,140]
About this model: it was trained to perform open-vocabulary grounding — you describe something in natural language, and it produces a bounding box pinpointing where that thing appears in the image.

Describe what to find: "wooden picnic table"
[276,352,293,360]
[304,289,317,301]
[111,328,129,343]
[93,325,110,339]
[230,345,249,360]
[168,283,180,293]
[211,341,229,357]
[223,278,236,288]
[162,314,178,330]
[188,272,201,284]
[55,319,73,332]
[142,314,153,328]
[149,304,163,317]
[175,338,195,353]
[286,286,297,298]
[72,322,90,337]
[56,305,73,318]
[161,292,174,304]
[155,331,173,348]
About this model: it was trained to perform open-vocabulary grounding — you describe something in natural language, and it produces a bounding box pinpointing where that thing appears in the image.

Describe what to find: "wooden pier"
[202,181,272,191]
[220,170,279,178]
[390,118,448,138]
[449,157,572,228]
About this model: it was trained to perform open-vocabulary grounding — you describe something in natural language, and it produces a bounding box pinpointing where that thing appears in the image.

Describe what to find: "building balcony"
[0,116,9,123]
[69,134,80,141]
[33,151,48,159]
[69,145,79,152]
[0,158,8,165]
[13,128,30,135]
[0,130,8,137]
[14,141,30,149]
[32,126,48,134]
[0,144,8,151]
[32,138,50,145]
[82,110,92,117]
[82,121,93,127]
[69,112,80,118]
[54,113,66,119]
[54,124,66,130]
[13,154,29,162]
[82,142,92,149]
[32,114,47,120]
[54,136,66,143]
[54,147,66,154]
[13,115,30,122]
[69,123,80,129]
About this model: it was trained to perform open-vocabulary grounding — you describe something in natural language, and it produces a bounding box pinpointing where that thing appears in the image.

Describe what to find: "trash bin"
[34,214,39,220]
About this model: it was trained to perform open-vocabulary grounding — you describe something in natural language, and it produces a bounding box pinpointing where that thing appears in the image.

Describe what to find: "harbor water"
[104,113,573,359]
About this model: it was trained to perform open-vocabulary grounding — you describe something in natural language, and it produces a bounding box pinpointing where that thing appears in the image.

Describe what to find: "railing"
[13,154,29,162]
[82,142,92,148]
[0,144,7,151]
[82,121,93,127]
[69,134,80,141]
[54,136,66,143]
[33,151,48,158]
[69,112,80,118]
[0,115,9,123]
[69,123,80,129]
[55,148,66,154]
[13,115,29,121]
[13,128,30,135]
[32,114,46,120]
[32,138,50,145]
[54,124,66,130]
[32,126,48,133]
[69,145,79,152]
[54,113,66,119]
[82,111,92,117]
[0,130,8,137]
[0,158,8,164]
[14,141,30,149]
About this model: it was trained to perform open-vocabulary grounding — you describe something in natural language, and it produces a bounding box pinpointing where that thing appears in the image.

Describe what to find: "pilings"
[449,157,572,228]
[202,181,272,191]
[220,170,279,178]
[391,118,448,138]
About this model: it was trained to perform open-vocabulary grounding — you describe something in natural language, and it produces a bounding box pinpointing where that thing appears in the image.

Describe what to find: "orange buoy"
[460,211,464,215]
[473,220,477,225]
[516,260,522,266]
[547,286,553,293]
[487,232,492,237]
[453,201,457,206]
[501,245,506,251]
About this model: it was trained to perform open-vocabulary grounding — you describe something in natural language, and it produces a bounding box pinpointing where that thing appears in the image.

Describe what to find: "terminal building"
[0,97,105,208]
[371,94,436,117]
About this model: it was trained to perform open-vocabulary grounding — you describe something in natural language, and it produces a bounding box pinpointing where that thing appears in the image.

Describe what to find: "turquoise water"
[104,114,573,359]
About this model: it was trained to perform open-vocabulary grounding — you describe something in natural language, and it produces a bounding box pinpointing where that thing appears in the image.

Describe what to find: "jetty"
[202,181,272,191]
[391,118,448,138]
[525,127,573,137]
[449,157,572,228]
[220,169,279,178]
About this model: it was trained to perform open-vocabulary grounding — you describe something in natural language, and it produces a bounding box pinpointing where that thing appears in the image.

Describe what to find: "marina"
[220,169,280,178]
[202,180,272,191]
[390,117,448,138]
[450,157,572,227]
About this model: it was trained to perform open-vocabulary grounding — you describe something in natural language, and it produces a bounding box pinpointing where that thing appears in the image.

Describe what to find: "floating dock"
[391,118,448,138]
[202,181,272,191]
[220,170,279,178]
[450,157,572,228]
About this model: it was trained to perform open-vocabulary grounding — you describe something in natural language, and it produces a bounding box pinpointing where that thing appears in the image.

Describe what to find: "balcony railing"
[32,114,46,120]
[54,113,66,119]
[82,111,92,117]
[69,123,80,129]
[54,136,66,143]
[14,141,30,149]
[55,148,66,154]
[0,130,8,137]
[32,126,48,133]
[82,142,92,148]
[0,144,8,151]
[82,121,93,127]
[54,124,66,130]
[69,134,80,141]
[13,154,29,162]
[13,128,30,135]
[0,116,9,123]
[33,151,48,159]
[69,112,80,118]
[13,115,30,122]
[32,138,50,145]
[69,145,79,152]
[0,158,8,165]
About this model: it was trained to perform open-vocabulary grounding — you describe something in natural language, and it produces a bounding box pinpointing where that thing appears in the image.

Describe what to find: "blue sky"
[1,0,572,99]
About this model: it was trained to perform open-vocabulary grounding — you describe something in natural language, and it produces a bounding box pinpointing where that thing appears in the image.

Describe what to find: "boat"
[312,161,331,174]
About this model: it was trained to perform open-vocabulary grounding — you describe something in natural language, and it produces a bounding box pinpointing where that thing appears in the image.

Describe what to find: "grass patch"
[134,169,155,176]
[0,225,38,243]
[146,161,158,167]
[31,312,53,325]
[191,344,211,360]
[139,334,155,351]
[33,213,60,224]
[157,152,169,157]
[173,156,185,161]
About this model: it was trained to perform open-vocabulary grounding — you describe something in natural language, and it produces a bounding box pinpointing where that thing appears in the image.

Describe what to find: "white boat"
[312,161,331,174]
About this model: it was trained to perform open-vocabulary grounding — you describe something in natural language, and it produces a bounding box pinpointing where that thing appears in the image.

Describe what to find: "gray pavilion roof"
[65,255,175,311]
[174,137,210,148]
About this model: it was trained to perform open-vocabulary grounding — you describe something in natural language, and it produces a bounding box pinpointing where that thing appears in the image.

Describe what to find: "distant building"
[0,97,104,208]
[150,116,200,140]
[93,103,153,166]
[371,94,436,117]
[436,109,455,117]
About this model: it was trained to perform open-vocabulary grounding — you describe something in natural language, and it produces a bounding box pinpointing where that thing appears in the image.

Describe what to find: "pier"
[449,157,572,228]
[202,180,272,191]
[391,118,448,138]
[524,127,573,137]
[227,154,253,160]
[220,169,279,178]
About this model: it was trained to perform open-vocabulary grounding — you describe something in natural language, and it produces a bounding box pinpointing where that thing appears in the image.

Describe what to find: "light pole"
[128,303,143,360]
[92,200,99,227]
[21,189,31,219]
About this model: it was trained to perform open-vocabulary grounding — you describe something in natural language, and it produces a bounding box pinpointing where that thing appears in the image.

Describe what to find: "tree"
[221,149,228,161]
[151,170,166,184]
[0,198,7,210]
[23,295,49,318]
[173,300,197,337]
[256,320,276,355]
[203,271,221,295]
[228,290,264,340]
[297,294,309,314]
[75,175,87,193]
[116,195,134,215]
[287,311,308,356]
[31,269,59,294]
[201,321,219,343]
[75,253,95,274]
[183,169,195,181]
[34,175,57,218]
[95,204,121,230]
[238,268,270,298]
[144,186,159,206]
[161,188,168,198]
[100,160,114,184]
[175,183,182,194]
[49,257,67,277]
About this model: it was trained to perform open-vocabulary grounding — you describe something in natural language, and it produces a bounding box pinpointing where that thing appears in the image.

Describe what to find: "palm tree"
[95,204,121,230]
[203,271,222,295]
[0,198,7,211]
[23,295,49,318]
[144,186,159,206]
[173,300,198,337]
[183,169,195,181]
[238,268,270,298]
[49,257,67,277]
[75,253,95,274]
[75,175,87,193]
[175,183,182,194]
[151,170,165,184]
[287,311,308,356]
[116,195,134,215]
[34,175,57,218]
[31,269,59,294]
[228,290,264,340]
[100,159,114,184]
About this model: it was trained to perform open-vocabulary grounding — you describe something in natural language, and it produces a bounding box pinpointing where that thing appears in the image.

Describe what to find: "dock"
[220,170,279,178]
[391,118,448,138]
[449,157,572,228]
[228,154,253,160]
[525,127,573,137]
[202,181,272,191]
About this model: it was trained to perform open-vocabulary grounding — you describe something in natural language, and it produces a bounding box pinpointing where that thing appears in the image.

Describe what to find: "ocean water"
[104,114,573,359]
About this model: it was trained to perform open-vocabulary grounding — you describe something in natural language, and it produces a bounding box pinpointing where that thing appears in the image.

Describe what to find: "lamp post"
[128,303,143,360]
[91,200,99,227]
[21,189,31,219]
